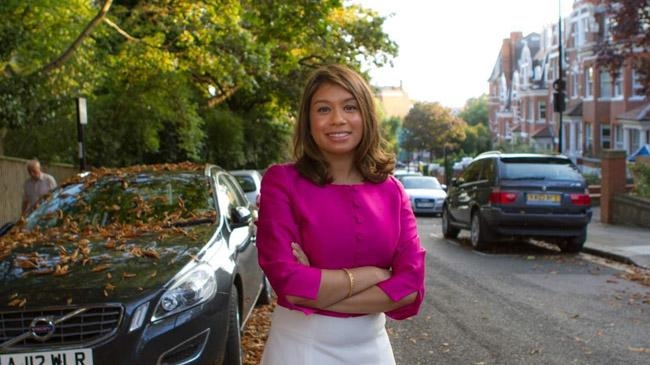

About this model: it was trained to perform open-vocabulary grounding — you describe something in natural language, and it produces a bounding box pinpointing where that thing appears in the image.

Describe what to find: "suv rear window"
[500,157,583,181]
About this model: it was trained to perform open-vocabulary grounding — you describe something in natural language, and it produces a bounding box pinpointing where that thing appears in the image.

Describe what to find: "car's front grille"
[0,305,123,350]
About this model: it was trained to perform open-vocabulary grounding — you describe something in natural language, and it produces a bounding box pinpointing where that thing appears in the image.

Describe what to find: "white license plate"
[527,193,560,203]
[0,349,92,365]
[416,202,434,208]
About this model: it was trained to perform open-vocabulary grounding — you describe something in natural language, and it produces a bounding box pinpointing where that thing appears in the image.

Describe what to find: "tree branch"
[103,17,138,42]
[39,0,114,75]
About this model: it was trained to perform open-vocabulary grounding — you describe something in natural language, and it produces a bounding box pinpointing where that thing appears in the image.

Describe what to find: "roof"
[617,104,650,122]
[531,125,554,138]
[566,102,583,117]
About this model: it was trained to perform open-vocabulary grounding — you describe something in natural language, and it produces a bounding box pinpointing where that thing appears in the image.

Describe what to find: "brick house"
[488,0,649,163]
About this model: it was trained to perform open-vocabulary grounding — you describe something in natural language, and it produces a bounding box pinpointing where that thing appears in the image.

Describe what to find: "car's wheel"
[470,211,492,250]
[223,286,243,365]
[441,207,460,238]
[256,276,273,306]
[560,227,586,253]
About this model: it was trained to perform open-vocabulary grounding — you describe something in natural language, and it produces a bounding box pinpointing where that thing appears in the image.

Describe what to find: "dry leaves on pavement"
[242,300,275,365]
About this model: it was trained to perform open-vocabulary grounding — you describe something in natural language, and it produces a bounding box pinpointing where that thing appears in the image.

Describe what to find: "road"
[387,216,650,365]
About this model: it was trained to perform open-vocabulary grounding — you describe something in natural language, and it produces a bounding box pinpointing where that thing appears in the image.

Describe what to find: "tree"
[458,95,489,127]
[458,95,491,156]
[0,0,398,167]
[595,0,649,97]
[401,102,466,161]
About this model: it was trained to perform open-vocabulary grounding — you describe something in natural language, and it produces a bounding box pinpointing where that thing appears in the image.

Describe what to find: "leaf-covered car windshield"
[25,171,217,231]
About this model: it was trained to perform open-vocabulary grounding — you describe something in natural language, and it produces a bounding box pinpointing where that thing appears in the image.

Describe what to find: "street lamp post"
[76,97,88,171]
[553,0,566,154]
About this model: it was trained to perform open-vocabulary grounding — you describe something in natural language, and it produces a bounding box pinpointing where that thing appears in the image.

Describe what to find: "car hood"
[405,188,447,199]
[0,224,218,308]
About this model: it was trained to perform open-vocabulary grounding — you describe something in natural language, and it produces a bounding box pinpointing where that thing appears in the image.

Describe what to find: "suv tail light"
[569,192,591,206]
[490,190,517,204]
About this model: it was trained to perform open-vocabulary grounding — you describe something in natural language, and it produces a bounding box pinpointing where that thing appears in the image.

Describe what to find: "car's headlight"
[152,263,217,321]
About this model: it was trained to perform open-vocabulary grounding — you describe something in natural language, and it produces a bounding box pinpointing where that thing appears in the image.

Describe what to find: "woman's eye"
[343,104,358,112]
[315,105,331,113]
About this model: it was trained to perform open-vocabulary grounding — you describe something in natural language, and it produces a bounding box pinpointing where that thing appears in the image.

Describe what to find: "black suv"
[442,152,592,252]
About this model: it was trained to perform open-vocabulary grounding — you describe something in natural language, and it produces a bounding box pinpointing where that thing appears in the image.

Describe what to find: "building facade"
[488,0,649,162]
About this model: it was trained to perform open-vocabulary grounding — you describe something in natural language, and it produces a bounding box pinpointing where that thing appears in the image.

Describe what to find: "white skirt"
[260,306,396,365]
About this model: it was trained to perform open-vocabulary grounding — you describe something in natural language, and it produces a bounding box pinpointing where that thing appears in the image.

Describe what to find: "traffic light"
[553,91,566,112]
[552,79,566,112]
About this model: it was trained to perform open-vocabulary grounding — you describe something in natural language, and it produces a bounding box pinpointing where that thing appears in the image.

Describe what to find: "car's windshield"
[500,158,583,181]
[402,177,442,190]
[25,172,217,230]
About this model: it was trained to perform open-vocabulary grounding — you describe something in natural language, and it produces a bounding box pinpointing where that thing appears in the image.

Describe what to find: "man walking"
[22,159,57,215]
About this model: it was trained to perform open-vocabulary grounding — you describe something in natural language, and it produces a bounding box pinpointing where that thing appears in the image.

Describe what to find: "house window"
[615,125,624,149]
[585,122,593,153]
[585,67,594,98]
[629,129,641,155]
[632,69,644,97]
[571,72,579,97]
[599,69,612,98]
[539,102,546,120]
[613,68,623,97]
[601,125,611,149]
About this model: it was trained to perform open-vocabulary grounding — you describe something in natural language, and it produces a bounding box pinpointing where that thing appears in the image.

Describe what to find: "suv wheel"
[442,207,460,238]
[224,285,243,365]
[470,212,492,250]
[560,227,586,253]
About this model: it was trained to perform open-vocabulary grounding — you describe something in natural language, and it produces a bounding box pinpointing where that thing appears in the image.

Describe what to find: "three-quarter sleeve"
[256,165,322,314]
[377,179,426,320]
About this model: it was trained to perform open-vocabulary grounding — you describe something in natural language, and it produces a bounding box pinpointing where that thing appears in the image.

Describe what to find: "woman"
[256,64,426,364]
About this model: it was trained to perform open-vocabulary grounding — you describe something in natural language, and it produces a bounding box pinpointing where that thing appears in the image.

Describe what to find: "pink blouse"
[256,163,426,319]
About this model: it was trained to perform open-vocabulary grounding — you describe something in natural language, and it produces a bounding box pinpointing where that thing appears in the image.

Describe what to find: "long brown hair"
[293,64,395,185]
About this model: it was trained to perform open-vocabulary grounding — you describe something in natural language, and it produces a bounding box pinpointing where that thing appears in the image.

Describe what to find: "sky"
[354,0,575,108]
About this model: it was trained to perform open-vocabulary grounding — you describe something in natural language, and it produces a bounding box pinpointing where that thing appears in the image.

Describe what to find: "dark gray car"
[442,152,592,252]
[0,163,271,365]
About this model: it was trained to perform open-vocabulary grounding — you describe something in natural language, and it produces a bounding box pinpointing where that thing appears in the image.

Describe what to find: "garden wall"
[0,156,77,225]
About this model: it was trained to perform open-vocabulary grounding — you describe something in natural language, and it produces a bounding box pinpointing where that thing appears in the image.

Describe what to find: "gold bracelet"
[342,268,354,298]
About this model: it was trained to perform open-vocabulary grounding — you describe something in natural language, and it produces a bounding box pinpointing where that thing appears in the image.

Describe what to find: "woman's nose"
[330,108,345,124]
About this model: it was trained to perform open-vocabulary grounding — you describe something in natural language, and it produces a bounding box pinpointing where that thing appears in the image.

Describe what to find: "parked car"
[400,176,447,216]
[393,169,423,181]
[442,151,592,252]
[0,162,271,365]
[230,170,263,209]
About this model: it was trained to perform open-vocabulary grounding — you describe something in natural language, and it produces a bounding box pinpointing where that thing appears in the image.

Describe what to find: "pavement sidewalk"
[583,206,650,269]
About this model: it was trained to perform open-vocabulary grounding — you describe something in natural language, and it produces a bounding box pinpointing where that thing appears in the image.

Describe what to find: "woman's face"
[309,82,363,160]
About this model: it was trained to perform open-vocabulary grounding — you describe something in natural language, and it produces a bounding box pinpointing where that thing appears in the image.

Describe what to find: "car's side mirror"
[230,206,253,227]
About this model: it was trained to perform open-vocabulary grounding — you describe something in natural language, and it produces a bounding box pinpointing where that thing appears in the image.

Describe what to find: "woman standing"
[256,64,426,364]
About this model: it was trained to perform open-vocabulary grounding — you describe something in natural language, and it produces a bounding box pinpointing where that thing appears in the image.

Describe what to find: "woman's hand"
[291,242,310,266]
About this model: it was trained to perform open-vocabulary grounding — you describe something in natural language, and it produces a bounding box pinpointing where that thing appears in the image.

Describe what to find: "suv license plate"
[0,349,92,365]
[527,193,560,203]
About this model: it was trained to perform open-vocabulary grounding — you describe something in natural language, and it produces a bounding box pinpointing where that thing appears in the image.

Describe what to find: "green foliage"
[0,0,397,168]
[380,115,401,155]
[630,162,650,198]
[582,173,601,186]
[401,102,466,160]
[458,95,488,127]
